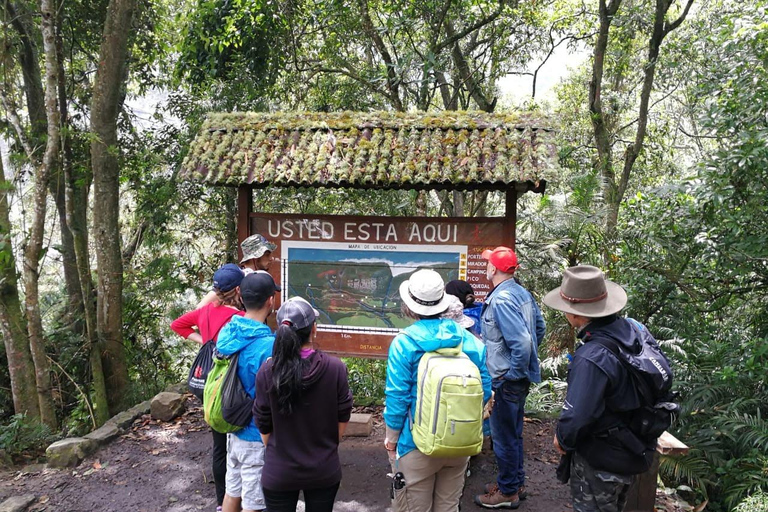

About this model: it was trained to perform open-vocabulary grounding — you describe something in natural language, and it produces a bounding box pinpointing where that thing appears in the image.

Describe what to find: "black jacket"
[556,315,655,475]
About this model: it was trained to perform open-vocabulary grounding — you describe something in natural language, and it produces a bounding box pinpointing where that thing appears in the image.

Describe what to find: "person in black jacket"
[543,265,668,512]
[253,297,353,512]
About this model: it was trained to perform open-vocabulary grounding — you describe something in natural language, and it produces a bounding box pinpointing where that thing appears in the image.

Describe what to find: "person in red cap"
[474,247,546,509]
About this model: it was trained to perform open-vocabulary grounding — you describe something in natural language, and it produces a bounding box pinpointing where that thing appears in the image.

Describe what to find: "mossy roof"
[179,111,555,191]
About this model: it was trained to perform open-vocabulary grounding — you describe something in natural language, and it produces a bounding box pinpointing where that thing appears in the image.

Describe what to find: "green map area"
[284,246,463,330]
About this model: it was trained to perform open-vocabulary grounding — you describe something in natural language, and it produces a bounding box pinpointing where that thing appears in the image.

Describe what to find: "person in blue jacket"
[475,247,546,509]
[215,271,279,512]
[384,269,492,512]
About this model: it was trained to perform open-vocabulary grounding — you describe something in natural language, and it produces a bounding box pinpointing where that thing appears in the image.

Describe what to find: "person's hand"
[553,435,566,455]
[384,438,397,463]
[483,391,495,420]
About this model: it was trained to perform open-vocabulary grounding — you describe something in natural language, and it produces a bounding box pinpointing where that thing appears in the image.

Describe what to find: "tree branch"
[664,0,695,35]
[434,0,515,53]
[0,89,35,159]
[357,0,404,111]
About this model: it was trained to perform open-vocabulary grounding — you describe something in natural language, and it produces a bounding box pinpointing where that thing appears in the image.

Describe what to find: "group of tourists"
[172,233,675,512]
[172,235,353,512]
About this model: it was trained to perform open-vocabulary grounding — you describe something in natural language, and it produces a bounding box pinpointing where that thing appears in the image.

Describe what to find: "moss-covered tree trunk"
[90,0,136,413]
[0,163,40,419]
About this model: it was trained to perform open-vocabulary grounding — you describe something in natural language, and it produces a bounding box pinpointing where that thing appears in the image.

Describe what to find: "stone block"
[0,495,36,512]
[150,392,185,422]
[46,438,96,468]
[128,399,152,417]
[85,422,121,445]
[164,382,188,395]
[344,413,373,437]
[109,400,151,430]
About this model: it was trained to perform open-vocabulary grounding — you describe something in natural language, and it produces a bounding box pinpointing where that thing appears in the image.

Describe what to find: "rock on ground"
[150,392,185,422]
[45,438,96,468]
[0,494,36,512]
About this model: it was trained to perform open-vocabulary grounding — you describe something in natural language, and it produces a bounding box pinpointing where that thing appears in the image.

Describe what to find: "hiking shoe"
[483,484,527,500]
[474,488,520,509]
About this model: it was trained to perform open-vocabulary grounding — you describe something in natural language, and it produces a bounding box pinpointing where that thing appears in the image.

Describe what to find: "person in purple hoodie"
[253,297,353,512]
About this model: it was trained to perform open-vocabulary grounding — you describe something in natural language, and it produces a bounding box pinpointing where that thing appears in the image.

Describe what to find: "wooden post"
[626,432,690,512]
[505,188,517,249]
[625,452,660,512]
[237,185,253,261]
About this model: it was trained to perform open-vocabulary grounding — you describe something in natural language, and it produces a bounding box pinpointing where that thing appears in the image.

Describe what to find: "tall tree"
[14,0,64,429]
[589,0,694,234]
[91,0,136,413]
[3,0,84,331]
[0,158,39,419]
[54,8,110,425]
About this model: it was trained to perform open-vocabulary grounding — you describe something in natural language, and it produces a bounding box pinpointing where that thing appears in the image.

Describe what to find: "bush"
[0,414,55,463]
[734,491,768,512]
[343,358,386,406]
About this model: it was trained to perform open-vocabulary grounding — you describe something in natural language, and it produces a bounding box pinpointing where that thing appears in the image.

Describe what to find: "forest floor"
[0,396,590,511]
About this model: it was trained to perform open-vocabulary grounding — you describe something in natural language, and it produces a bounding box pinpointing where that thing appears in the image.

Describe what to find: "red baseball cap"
[481,246,518,273]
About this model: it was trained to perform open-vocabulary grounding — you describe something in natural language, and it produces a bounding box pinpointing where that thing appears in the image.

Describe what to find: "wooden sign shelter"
[180,111,556,358]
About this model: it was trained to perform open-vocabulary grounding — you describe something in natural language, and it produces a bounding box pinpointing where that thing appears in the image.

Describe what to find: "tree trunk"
[589,0,622,236]
[20,0,65,430]
[90,0,136,413]
[224,188,238,260]
[54,16,109,426]
[7,1,82,329]
[0,161,40,419]
[590,0,693,234]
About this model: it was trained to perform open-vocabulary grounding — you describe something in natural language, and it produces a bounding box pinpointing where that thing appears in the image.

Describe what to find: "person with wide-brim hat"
[543,265,669,512]
[542,265,627,318]
[384,269,492,512]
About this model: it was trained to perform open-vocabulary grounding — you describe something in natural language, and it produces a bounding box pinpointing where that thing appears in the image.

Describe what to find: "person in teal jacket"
[216,271,279,512]
[384,269,492,512]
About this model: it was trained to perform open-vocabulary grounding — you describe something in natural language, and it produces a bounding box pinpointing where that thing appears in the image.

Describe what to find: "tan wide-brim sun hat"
[399,269,452,317]
[542,265,627,318]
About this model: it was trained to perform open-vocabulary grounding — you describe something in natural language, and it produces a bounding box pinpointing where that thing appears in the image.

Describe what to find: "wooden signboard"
[249,212,512,358]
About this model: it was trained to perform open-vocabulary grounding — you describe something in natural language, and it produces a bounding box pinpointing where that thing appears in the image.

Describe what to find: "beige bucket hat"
[542,265,627,318]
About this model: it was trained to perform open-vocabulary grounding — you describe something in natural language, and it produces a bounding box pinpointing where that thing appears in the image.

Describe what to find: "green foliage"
[0,414,55,462]
[176,0,288,94]
[343,358,386,406]
[734,491,768,512]
[525,379,567,418]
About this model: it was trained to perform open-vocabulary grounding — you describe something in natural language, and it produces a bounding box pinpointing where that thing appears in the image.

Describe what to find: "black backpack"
[592,319,679,442]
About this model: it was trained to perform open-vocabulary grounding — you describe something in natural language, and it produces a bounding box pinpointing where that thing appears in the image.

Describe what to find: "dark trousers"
[490,378,530,495]
[263,482,340,512]
[212,429,227,506]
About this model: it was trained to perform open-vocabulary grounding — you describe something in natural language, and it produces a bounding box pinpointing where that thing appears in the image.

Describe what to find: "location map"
[281,241,468,335]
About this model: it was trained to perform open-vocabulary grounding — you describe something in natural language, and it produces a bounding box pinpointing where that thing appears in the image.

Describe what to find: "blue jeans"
[490,378,530,495]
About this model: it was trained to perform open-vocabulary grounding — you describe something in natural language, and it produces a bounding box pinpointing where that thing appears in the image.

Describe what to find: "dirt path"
[0,396,571,511]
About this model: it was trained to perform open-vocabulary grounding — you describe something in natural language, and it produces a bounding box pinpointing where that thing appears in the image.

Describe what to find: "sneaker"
[483,484,527,500]
[216,507,222,512]
[474,488,520,509]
